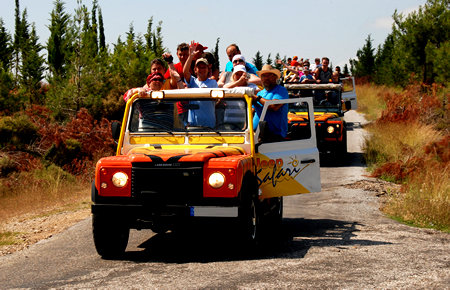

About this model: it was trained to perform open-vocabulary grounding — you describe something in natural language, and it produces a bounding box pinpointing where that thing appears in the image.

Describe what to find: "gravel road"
[0,110,448,289]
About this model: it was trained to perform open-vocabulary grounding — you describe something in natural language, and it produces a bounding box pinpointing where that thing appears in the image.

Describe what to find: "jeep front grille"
[131,162,203,205]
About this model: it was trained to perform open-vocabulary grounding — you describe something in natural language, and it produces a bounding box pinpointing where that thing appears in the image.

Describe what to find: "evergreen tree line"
[0,0,165,121]
[0,0,289,122]
[350,0,449,86]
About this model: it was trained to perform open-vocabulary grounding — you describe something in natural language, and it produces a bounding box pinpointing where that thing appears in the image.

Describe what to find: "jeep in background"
[91,87,321,258]
[285,77,357,157]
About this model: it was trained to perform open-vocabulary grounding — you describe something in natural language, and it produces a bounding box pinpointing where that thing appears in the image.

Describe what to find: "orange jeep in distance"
[285,78,357,157]
[91,87,321,258]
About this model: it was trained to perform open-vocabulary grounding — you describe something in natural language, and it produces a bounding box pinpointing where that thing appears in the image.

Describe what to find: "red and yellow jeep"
[91,87,321,258]
[285,78,357,157]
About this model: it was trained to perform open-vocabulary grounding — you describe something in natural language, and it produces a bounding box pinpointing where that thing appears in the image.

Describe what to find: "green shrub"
[0,155,17,177]
[33,164,76,184]
[44,138,82,167]
[0,115,39,149]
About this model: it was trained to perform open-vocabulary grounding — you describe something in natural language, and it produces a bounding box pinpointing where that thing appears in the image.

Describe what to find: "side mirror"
[344,100,352,111]
[111,121,121,140]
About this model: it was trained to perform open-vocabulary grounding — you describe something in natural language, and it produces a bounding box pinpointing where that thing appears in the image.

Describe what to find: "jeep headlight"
[208,172,225,188]
[327,126,335,134]
[111,172,128,188]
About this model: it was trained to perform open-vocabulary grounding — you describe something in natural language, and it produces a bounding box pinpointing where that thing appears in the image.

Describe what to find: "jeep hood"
[124,146,246,163]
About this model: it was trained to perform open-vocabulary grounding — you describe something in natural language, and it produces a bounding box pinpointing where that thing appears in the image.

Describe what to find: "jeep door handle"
[301,159,316,164]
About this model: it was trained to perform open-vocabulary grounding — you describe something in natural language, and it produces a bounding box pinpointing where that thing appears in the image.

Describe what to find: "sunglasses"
[233,59,245,64]
[152,78,164,82]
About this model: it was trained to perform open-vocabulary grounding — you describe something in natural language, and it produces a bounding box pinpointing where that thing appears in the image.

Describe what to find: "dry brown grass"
[355,84,402,121]
[382,162,450,231]
[0,165,90,226]
[364,122,443,166]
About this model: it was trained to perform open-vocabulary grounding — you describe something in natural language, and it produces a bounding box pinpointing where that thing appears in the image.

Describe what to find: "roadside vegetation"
[0,106,114,231]
[351,0,449,232]
[357,83,449,231]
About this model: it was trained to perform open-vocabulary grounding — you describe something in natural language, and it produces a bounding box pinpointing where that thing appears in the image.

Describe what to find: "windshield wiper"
[186,126,222,135]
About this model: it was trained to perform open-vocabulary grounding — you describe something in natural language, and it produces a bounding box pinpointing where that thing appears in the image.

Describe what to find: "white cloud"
[374,17,393,29]
[401,5,421,16]
[373,5,421,29]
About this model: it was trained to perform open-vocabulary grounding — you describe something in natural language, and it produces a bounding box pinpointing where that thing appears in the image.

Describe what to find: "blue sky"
[1,0,427,70]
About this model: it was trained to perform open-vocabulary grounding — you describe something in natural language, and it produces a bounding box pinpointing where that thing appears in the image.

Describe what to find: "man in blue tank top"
[252,64,288,142]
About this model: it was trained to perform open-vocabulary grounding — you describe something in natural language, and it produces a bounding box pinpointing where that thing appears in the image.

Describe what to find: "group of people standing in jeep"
[278,56,345,85]
[124,41,343,142]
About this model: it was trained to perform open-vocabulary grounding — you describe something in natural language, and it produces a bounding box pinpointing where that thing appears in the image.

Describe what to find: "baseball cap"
[232,64,247,76]
[232,54,246,63]
[146,72,164,86]
[190,42,208,52]
[195,58,209,66]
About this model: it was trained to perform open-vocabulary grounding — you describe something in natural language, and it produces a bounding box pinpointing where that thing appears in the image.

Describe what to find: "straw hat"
[257,64,281,79]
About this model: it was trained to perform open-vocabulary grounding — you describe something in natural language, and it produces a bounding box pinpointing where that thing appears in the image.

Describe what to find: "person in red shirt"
[123,57,183,102]
[164,42,189,85]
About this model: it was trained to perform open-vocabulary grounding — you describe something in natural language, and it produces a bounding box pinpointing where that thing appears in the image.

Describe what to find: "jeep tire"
[92,213,130,259]
[238,181,261,247]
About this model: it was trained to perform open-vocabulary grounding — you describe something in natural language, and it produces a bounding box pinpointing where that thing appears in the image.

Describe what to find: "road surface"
[0,110,449,288]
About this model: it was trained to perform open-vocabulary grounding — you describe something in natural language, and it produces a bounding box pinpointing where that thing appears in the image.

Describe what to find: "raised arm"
[277,59,298,73]
[169,63,185,89]
[162,52,184,89]
[183,41,202,84]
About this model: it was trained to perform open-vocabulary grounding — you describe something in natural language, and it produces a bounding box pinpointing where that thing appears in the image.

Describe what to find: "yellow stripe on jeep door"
[255,153,310,198]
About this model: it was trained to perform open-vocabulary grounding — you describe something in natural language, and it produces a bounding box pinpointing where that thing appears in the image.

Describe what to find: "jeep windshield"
[129,98,248,133]
[285,83,342,114]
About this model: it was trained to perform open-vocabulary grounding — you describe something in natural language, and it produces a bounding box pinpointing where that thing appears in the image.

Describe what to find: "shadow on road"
[319,152,366,168]
[119,218,391,263]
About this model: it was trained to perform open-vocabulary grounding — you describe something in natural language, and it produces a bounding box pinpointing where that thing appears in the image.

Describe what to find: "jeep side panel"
[255,97,321,198]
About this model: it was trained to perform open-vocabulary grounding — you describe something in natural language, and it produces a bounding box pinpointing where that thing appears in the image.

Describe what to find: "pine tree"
[90,0,98,56]
[98,6,106,51]
[253,51,263,71]
[47,0,71,80]
[0,18,13,71]
[373,33,396,85]
[213,37,220,71]
[144,17,153,50]
[391,0,449,84]
[274,53,282,71]
[153,21,164,56]
[0,18,16,112]
[265,53,272,66]
[349,34,375,78]
[343,64,349,76]
[126,23,135,47]
[13,0,21,82]
[20,23,45,105]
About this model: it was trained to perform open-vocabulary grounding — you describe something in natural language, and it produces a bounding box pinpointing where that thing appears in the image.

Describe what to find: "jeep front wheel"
[92,213,130,259]
[239,183,261,246]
